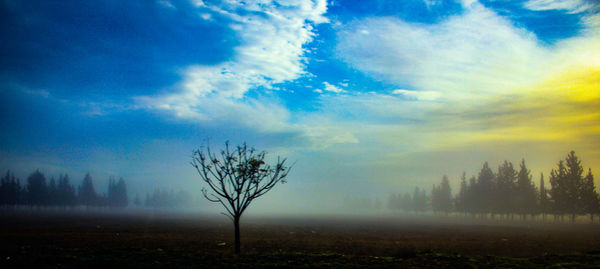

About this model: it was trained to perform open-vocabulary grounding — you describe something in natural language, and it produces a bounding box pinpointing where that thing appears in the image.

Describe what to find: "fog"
[1,146,597,222]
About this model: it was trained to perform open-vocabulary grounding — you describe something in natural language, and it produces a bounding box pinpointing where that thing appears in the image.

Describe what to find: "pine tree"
[48,177,58,206]
[106,176,128,208]
[496,161,517,217]
[581,169,598,223]
[539,173,548,219]
[515,160,537,219]
[549,160,568,217]
[116,178,128,207]
[476,162,495,217]
[550,151,591,223]
[431,184,440,213]
[455,172,468,215]
[26,170,47,206]
[58,174,77,207]
[466,176,476,216]
[78,173,98,207]
[8,173,23,206]
[439,175,452,215]
[0,171,9,205]
[0,171,11,205]
[108,177,115,207]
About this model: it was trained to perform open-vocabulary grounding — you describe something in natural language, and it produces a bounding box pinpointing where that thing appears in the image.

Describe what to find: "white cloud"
[137,0,328,132]
[320,81,345,93]
[337,1,550,100]
[191,0,206,7]
[523,0,597,14]
[460,0,478,9]
[200,13,212,20]
[337,2,549,99]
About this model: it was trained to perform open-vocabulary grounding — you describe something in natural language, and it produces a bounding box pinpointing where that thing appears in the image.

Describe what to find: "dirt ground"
[2,210,600,268]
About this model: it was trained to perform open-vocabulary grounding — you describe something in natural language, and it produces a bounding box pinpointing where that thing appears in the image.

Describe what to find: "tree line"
[0,170,128,208]
[389,151,597,223]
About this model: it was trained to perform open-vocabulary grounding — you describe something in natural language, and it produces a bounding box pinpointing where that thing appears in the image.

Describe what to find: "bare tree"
[191,141,291,254]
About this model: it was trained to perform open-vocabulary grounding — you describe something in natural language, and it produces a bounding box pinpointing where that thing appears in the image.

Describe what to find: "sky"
[1,0,599,214]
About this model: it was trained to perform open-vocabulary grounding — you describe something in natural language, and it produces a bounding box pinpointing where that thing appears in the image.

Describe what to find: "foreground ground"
[2,210,600,268]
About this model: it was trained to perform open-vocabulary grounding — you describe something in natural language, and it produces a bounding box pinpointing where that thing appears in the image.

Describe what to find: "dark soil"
[1,210,600,268]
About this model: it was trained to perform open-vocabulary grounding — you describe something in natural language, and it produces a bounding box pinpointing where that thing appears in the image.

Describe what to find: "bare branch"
[192,141,292,219]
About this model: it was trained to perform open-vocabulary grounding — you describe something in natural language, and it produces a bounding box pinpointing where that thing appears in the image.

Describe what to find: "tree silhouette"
[48,177,58,206]
[432,175,452,215]
[412,187,428,213]
[466,176,477,216]
[384,151,593,222]
[455,172,468,215]
[108,177,128,208]
[431,184,439,213]
[191,141,291,254]
[515,160,537,219]
[495,161,516,217]
[78,173,98,207]
[57,174,77,207]
[0,171,22,206]
[476,162,495,216]
[549,151,594,223]
[539,173,549,219]
[26,170,47,207]
[581,169,598,223]
[1,170,131,209]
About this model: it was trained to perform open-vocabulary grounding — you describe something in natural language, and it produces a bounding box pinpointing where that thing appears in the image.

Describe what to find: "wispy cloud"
[137,0,328,131]
[315,81,346,94]
[337,1,549,100]
[523,0,598,14]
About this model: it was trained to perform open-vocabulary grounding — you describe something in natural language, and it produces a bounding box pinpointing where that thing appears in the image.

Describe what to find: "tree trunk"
[571,214,575,224]
[234,216,241,255]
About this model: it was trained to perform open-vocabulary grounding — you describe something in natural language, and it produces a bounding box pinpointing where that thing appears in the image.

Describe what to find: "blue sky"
[1,0,599,213]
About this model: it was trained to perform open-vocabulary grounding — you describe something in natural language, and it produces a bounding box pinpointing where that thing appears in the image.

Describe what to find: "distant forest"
[388,151,597,222]
[0,171,128,208]
[0,170,195,209]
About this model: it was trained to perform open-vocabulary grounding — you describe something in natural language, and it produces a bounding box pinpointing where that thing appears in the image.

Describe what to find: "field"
[2,210,600,268]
